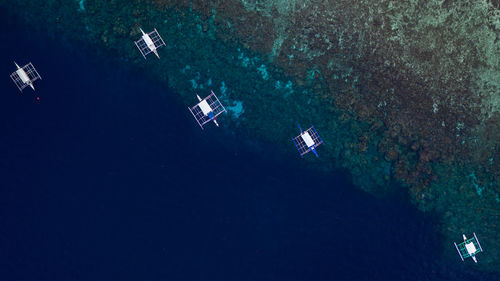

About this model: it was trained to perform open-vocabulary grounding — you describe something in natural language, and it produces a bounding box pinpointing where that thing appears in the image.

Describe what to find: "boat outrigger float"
[454,232,483,263]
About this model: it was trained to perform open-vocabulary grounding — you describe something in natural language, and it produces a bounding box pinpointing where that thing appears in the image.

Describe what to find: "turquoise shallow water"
[0,7,498,281]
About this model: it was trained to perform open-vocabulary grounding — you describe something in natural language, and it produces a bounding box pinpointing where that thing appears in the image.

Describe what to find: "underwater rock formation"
[2,0,499,271]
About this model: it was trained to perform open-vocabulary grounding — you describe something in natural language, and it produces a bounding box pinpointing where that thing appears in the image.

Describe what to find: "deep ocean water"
[0,8,498,281]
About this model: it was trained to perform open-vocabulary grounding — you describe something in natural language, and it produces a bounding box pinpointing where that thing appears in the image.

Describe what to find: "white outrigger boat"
[292,124,323,157]
[134,28,166,59]
[188,90,226,129]
[10,62,42,92]
[454,232,483,263]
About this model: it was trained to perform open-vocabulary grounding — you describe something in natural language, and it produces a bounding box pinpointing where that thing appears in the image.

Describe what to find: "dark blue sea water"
[0,8,497,281]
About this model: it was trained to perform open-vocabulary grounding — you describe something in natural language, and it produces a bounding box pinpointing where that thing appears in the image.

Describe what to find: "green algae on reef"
[2,0,500,272]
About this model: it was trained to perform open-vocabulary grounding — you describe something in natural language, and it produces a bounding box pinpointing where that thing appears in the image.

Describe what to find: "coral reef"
[2,0,499,271]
